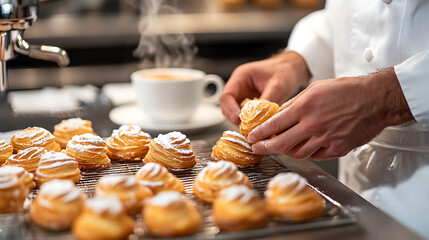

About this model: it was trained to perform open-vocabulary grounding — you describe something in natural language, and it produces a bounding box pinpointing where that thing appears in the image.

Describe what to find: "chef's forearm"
[365,69,414,128]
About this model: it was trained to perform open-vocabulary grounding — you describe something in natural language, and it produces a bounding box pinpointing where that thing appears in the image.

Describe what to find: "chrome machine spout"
[0,0,70,98]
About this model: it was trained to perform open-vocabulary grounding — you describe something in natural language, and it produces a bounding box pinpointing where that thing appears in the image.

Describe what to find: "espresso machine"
[0,0,70,99]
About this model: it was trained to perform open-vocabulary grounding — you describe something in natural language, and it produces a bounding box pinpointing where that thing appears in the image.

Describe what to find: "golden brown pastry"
[193,160,253,203]
[11,127,61,153]
[0,165,35,189]
[54,118,95,149]
[35,151,82,186]
[265,172,325,221]
[211,130,263,168]
[144,191,202,238]
[4,147,46,173]
[135,162,185,194]
[143,131,196,171]
[219,0,246,9]
[0,140,13,164]
[106,125,151,161]
[213,185,268,231]
[253,0,283,8]
[0,172,28,213]
[73,197,135,240]
[95,175,153,214]
[30,179,86,230]
[239,99,279,137]
[64,133,111,171]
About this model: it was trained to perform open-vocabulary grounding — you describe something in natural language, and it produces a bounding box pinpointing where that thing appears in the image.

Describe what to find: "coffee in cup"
[131,68,224,124]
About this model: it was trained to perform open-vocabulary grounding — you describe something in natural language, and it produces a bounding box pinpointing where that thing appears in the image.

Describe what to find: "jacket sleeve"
[394,50,429,130]
[287,8,334,82]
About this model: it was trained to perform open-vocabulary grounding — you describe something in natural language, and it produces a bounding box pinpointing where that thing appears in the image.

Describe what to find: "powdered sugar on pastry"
[155,131,192,154]
[268,172,307,195]
[39,179,81,202]
[99,175,136,188]
[219,185,257,203]
[86,197,123,215]
[146,191,184,207]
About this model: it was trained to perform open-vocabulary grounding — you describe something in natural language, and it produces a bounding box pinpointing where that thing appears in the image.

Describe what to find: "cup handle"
[203,74,224,104]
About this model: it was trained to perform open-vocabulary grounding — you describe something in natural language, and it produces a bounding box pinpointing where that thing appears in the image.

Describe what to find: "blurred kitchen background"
[2,0,337,176]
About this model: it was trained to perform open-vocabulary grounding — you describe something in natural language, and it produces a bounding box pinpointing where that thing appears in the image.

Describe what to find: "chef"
[220,0,429,237]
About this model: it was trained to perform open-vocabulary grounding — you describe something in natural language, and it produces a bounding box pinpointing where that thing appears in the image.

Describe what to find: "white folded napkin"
[101,83,136,106]
[7,85,98,114]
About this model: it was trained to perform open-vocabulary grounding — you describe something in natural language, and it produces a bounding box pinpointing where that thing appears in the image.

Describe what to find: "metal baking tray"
[0,139,356,240]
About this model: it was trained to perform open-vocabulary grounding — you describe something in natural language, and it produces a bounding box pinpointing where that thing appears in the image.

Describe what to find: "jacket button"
[364,48,374,62]
[383,0,392,4]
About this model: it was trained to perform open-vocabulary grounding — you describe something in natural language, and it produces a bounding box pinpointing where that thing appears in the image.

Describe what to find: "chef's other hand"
[220,51,311,125]
[248,69,414,160]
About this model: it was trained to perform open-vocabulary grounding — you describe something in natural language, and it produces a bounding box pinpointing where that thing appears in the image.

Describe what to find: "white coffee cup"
[131,68,224,124]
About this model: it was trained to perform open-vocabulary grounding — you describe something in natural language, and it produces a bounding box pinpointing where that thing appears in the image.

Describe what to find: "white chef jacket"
[287,0,429,238]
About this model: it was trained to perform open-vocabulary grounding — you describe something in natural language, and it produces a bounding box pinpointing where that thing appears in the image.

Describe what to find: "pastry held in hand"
[135,162,185,194]
[73,197,135,240]
[211,130,263,168]
[95,175,153,214]
[11,127,61,153]
[144,191,202,238]
[239,99,279,137]
[54,118,94,149]
[144,131,196,171]
[265,172,325,221]
[30,179,86,230]
[35,151,81,186]
[193,160,253,203]
[64,133,111,171]
[0,140,13,164]
[0,166,35,189]
[107,125,151,161]
[0,172,28,213]
[4,147,46,173]
[213,185,268,231]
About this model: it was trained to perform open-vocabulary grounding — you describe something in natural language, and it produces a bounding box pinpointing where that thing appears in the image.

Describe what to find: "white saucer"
[109,102,225,133]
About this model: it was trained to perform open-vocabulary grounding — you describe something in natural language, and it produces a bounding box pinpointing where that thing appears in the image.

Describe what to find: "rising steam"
[133,0,197,68]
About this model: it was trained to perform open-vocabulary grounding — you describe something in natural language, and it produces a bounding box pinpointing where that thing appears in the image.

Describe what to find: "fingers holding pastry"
[240,99,279,137]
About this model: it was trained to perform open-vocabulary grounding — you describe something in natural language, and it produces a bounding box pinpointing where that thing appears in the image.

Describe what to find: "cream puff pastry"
[0,140,13,164]
[265,172,325,221]
[30,179,86,230]
[0,172,28,213]
[144,191,202,238]
[144,131,196,171]
[73,197,135,240]
[0,165,35,189]
[193,160,253,203]
[35,151,81,186]
[239,99,279,137]
[95,175,153,214]
[54,118,94,149]
[4,147,46,173]
[11,127,61,153]
[135,162,185,194]
[211,130,263,168]
[64,133,111,171]
[213,185,268,231]
[106,125,151,161]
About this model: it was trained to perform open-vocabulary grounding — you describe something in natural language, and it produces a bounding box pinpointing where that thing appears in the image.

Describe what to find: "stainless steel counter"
[0,99,423,240]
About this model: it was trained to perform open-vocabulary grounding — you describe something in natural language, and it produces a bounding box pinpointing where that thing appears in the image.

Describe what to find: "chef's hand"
[248,69,414,160]
[220,51,311,125]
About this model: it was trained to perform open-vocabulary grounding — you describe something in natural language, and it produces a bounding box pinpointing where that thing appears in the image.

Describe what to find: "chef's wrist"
[366,68,414,126]
[275,50,311,87]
